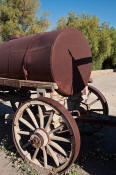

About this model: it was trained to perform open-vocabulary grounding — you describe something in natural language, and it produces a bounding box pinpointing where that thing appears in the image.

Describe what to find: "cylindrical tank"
[0,28,92,95]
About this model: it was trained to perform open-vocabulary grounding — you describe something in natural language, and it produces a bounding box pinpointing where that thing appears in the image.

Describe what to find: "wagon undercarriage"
[0,76,115,173]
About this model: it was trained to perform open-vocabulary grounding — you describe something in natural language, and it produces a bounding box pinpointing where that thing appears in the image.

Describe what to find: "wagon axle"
[30,128,49,148]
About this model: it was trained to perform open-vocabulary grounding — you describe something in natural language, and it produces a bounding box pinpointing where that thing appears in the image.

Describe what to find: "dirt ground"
[0,70,116,175]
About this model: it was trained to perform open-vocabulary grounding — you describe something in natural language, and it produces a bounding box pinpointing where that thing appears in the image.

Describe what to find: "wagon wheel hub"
[30,128,49,148]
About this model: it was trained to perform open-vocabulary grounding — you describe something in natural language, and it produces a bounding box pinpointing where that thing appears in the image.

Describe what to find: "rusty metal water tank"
[0,28,92,95]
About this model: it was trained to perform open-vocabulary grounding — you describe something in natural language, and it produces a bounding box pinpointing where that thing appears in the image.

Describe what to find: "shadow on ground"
[77,125,116,175]
[0,90,31,154]
[0,101,16,153]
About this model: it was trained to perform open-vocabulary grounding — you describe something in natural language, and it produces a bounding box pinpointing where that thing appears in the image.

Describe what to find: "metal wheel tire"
[12,97,80,173]
[80,85,109,134]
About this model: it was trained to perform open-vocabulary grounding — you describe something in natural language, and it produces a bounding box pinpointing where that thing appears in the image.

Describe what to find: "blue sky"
[39,0,116,30]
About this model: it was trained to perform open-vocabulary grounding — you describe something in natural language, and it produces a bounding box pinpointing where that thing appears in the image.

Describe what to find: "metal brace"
[37,88,46,97]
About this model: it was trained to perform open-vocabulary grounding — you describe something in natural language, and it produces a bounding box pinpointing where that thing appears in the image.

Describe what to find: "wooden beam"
[0,77,58,90]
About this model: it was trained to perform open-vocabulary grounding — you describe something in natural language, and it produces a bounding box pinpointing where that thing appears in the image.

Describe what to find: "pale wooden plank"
[0,77,58,90]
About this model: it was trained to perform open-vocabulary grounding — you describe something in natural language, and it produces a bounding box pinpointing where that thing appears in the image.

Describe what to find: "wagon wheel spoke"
[32,147,40,160]
[17,130,31,135]
[38,106,44,128]
[88,98,99,107]
[49,141,67,156]
[43,147,47,168]
[49,124,64,134]
[26,107,39,128]
[45,111,54,131]
[50,135,70,143]
[19,117,35,131]
[47,145,59,166]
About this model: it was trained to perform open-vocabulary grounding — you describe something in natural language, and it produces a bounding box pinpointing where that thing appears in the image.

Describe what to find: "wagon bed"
[0,77,58,90]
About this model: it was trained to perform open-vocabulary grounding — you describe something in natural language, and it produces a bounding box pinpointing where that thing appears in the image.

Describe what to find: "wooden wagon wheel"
[12,97,80,173]
[80,85,109,134]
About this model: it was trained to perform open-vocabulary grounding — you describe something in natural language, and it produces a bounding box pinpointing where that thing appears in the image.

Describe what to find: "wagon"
[0,28,114,174]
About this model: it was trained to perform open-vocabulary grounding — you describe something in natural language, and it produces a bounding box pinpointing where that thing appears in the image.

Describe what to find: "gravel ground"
[0,71,116,175]
[0,151,19,175]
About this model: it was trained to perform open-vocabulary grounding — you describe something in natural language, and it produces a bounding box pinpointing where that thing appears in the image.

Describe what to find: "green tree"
[0,0,50,40]
[57,11,116,70]
[110,28,116,68]
[103,27,116,69]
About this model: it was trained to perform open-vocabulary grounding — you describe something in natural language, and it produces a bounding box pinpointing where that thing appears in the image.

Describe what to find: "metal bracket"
[37,88,46,97]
